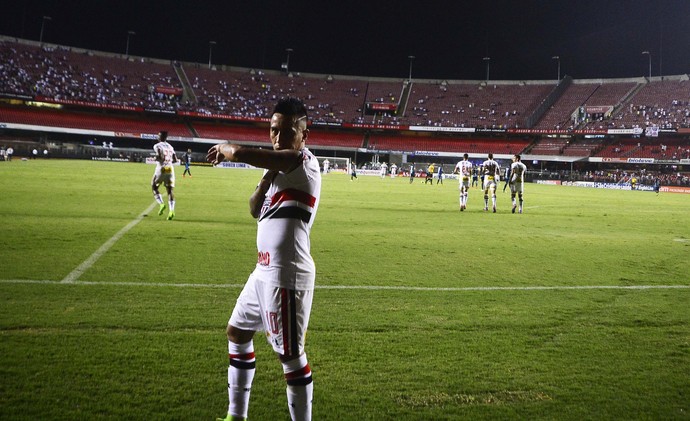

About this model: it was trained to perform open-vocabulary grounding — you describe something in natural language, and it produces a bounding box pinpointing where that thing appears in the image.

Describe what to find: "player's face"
[270,113,308,151]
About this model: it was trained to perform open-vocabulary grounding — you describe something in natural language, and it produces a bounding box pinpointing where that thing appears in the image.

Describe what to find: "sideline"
[60,202,158,283]
[3,279,689,292]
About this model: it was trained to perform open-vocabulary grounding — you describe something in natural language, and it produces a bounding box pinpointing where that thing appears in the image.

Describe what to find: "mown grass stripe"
[3,279,688,291]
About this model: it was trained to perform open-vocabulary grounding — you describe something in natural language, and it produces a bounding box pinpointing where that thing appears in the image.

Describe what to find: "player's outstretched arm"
[207,143,301,173]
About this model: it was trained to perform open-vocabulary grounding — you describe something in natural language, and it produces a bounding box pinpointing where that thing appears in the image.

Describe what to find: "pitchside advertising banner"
[215,162,255,169]
[660,185,690,193]
[536,179,690,194]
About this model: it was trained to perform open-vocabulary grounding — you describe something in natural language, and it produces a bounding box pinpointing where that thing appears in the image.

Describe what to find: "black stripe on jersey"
[262,206,312,223]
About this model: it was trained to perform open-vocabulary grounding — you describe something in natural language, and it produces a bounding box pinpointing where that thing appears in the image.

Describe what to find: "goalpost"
[316,156,350,174]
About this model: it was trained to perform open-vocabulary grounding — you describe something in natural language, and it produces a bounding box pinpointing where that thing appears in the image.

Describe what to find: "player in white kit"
[509,154,527,213]
[453,153,473,211]
[151,131,178,220]
[380,162,388,179]
[207,98,320,421]
[481,153,501,213]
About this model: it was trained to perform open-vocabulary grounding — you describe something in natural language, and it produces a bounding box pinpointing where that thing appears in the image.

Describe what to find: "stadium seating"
[605,80,690,129]
[594,137,690,159]
[367,133,528,154]
[404,82,553,129]
[0,41,181,110]
[2,38,690,160]
[0,104,191,136]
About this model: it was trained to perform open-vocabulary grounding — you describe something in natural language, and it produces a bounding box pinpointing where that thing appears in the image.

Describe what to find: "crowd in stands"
[0,42,181,111]
[3,39,690,166]
[576,169,689,186]
[4,39,690,133]
[582,80,690,130]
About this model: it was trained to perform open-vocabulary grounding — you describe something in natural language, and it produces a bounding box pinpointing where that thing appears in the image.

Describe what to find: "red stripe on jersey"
[271,188,316,208]
[281,288,291,356]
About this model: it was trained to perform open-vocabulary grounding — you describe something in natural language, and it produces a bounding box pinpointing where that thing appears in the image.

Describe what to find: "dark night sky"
[2,0,688,81]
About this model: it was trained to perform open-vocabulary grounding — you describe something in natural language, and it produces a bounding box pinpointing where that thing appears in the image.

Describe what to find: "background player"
[453,153,472,211]
[380,161,388,179]
[509,154,527,213]
[182,148,192,177]
[151,130,177,220]
[350,161,358,180]
[207,97,320,421]
[481,153,501,212]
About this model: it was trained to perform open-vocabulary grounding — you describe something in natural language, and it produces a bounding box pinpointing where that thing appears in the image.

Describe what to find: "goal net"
[316,156,350,174]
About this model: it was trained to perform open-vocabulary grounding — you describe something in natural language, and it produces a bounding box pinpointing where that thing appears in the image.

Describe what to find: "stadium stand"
[0,104,191,136]
[2,37,690,166]
[404,82,553,129]
[594,137,690,159]
[534,83,600,129]
[604,80,690,129]
[191,122,364,148]
[182,66,369,124]
[367,133,529,154]
[308,130,364,148]
[528,137,569,155]
[0,41,182,111]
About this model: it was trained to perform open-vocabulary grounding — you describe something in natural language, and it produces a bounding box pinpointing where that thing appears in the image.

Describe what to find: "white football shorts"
[152,165,175,188]
[229,272,313,358]
[510,181,524,194]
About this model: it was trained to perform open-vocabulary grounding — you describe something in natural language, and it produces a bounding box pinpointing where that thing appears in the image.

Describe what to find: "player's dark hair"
[463,153,469,159]
[159,130,168,141]
[488,153,493,159]
[515,154,521,160]
[273,97,308,120]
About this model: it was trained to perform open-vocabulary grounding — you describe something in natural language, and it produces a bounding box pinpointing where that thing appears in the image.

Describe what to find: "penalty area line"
[60,202,158,284]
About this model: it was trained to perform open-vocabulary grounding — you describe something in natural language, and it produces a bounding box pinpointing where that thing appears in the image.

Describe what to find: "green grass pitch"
[0,159,688,420]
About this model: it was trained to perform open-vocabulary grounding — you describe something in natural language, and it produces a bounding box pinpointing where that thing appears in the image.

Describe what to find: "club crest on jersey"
[260,197,271,217]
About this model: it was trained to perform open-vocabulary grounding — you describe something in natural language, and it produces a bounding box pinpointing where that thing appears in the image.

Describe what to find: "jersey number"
[266,311,279,334]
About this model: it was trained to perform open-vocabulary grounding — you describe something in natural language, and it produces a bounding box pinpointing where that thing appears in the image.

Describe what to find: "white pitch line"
[60,202,158,283]
[317,284,690,291]
[2,279,688,291]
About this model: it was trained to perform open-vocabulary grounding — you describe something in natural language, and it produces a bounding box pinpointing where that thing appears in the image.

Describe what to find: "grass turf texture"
[0,159,688,420]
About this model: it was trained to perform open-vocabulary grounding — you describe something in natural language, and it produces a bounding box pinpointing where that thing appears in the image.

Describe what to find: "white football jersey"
[510,161,527,183]
[255,148,321,290]
[153,141,176,169]
[482,159,500,178]
[455,160,473,181]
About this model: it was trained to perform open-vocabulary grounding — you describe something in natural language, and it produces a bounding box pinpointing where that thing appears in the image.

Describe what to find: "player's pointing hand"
[207,143,241,166]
